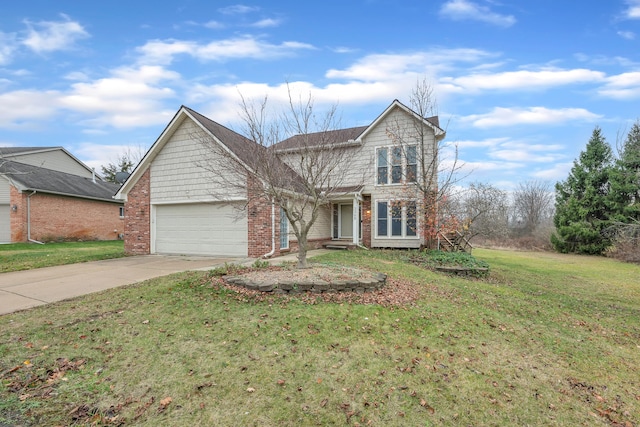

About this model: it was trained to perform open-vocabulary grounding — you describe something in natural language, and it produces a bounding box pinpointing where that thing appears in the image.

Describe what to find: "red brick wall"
[9,186,123,242]
[247,194,278,258]
[362,196,371,248]
[124,168,151,255]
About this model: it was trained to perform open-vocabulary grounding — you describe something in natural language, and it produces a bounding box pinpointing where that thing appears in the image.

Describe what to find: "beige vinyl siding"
[287,204,331,242]
[0,180,10,242]
[6,149,93,178]
[0,179,10,203]
[150,118,246,203]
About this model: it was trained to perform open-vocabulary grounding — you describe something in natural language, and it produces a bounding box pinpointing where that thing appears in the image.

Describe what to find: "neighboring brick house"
[0,147,124,243]
[115,100,445,258]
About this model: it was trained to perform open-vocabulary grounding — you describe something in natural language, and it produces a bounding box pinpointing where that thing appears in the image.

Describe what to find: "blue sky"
[1,0,639,189]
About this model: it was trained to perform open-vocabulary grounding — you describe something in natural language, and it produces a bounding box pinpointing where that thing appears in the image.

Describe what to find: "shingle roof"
[0,160,122,202]
[0,147,62,156]
[272,126,368,151]
[183,106,307,192]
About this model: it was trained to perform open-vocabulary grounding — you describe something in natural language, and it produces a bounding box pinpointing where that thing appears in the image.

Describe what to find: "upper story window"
[377,145,418,185]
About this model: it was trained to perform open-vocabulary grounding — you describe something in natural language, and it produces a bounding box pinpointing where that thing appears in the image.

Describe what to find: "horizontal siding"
[150,118,246,203]
[7,150,93,178]
[288,203,331,242]
[0,180,10,203]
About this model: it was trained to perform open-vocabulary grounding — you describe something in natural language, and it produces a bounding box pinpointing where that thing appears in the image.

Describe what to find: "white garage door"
[154,202,247,256]
[0,205,10,243]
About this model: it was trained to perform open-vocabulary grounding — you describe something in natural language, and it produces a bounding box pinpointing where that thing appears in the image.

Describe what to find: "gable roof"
[116,105,303,199]
[0,160,122,203]
[359,99,446,141]
[0,146,97,177]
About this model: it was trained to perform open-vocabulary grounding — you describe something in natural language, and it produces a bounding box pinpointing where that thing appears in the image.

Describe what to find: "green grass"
[0,241,125,272]
[1,248,638,426]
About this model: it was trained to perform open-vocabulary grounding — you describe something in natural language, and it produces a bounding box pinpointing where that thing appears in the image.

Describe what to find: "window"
[280,207,289,249]
[376,200,418,238]
[406,146,417,183]
[377,201,388,236]
[119,206,125,218]
[376,145,418,185]
[391,147,402,184]
[377,148,388,185]
[406,201,417,236]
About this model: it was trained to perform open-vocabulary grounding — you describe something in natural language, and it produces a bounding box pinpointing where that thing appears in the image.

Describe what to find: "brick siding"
[9,185,123,242]
[123,168,151,255]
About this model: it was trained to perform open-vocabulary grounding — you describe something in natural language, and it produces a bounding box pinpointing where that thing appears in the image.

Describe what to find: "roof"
[0,146,98,178]
[273,126,368,152]
[0,147,58,156]
[0,160,122,203]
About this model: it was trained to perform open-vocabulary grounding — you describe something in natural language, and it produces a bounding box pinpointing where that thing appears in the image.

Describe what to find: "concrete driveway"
[0,255,243,316]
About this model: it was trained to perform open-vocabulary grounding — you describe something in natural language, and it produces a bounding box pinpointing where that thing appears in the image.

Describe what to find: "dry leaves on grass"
[212,265,421,307]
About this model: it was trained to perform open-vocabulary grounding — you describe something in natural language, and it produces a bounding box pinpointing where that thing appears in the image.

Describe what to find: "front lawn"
[0,240,125,273]
[1,248,638,426]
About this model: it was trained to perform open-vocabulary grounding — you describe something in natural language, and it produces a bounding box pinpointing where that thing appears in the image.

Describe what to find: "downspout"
[262,199,276,258]
[27,191,44,245]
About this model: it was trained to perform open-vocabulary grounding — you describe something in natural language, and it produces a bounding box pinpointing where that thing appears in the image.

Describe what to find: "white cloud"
[439,0,516,27]
[622,0,640,19]
[218,5,259,15]
[203,20,225,29]
[441,68,606,92]
[0,32,18,65]
[326,48,496,82]
[59,65,179,128]
[250,18,282,28]
[618,30,636,39]
[532,162,573,180]
[0,90,61,128]
[598,71,640,99]
[22,14,89,53]
[137,36,315,65]
[462,106,602,128]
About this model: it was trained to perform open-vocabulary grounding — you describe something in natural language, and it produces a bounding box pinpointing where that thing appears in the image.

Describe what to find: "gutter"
[27,191,44,245]
[262,199,276,258]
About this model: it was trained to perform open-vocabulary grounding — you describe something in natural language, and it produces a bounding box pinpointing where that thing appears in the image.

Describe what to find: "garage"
[0,205,9,243]
[154,202,248,256]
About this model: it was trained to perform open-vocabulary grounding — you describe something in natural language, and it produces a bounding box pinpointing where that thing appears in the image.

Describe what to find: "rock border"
[223,273,387,294]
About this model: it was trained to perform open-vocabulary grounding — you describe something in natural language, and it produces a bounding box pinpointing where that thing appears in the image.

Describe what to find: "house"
[115,100,445,257]
[0,147,124,243]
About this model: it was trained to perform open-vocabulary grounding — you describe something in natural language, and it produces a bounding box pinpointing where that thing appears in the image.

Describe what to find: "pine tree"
[608,121,640,222]
[101,154,135,183]
[551,126,614,254]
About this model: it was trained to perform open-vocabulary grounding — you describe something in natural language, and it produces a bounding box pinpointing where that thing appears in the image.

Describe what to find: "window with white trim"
[119,206,125,218]
[376,200,418,238]
[280,207,289,249]
[376,145,418,185]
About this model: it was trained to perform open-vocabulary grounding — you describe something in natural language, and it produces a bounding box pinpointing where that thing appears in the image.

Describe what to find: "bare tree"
[101,145,145,183]
[512,180,554,235]
[196,88,368,268]
[459,182,510,240]
[385,78,465,248]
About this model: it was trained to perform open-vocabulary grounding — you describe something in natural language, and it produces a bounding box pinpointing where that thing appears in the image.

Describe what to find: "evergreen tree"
[551,126,614,254]
[608,121,640,222]
[101,154,135,183]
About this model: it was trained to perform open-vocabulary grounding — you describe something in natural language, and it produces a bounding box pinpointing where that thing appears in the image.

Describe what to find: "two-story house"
[115,99,445,258]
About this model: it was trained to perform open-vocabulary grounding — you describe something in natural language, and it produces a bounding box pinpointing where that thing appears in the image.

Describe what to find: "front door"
[339,204,353,238]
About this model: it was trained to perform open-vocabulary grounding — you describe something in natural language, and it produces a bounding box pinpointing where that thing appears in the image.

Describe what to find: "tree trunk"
[296,234,309,268]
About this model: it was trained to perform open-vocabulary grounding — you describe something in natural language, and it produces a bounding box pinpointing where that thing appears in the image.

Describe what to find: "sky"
[0,0,639,189]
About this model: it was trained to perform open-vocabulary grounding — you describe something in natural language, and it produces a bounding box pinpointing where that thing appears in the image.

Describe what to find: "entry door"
[340,204,353,238]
